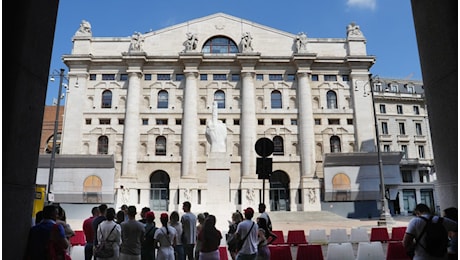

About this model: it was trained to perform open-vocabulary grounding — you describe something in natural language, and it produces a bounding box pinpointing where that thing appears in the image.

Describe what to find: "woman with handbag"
[226,211,243,260]
[96,208,121,260]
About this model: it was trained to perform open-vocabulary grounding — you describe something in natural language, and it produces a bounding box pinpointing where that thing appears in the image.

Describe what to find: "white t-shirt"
[236,219,258,255]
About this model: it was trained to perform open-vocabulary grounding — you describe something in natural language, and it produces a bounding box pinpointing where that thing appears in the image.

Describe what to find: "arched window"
[326,90,337,109]
[155,136,166,156]
[158,90,169,109]
[332,173,351,201]
[273,136,284,156]
[150,170,170,211]
[45,132,61,154]
[83,175,102,203]
[202,36,238,54]
[214,90,225,108]
[330,135,341,153]
[271,90,282,109]
[98,136,109,154]
[101,90,112,108]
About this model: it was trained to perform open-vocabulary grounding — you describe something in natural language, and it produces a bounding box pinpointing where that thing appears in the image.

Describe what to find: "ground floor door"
[402,189,417,214]
[269,171,290,211]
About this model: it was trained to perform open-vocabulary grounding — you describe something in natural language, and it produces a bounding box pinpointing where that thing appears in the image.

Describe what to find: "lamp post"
[369,75,395,226]
[47,68,66,204]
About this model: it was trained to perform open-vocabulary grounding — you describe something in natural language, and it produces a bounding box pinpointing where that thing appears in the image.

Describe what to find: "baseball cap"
[244,207,254,215]
[146,211,155,220]
[160,213,169,220]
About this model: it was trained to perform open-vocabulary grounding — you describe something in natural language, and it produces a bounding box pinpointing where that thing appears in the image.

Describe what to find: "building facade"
[54,13,436,219]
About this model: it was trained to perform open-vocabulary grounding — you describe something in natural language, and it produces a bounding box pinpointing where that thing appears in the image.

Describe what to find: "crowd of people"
[25,202,457,260]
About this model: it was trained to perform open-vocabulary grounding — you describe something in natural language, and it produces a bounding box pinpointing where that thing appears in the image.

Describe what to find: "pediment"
[146,127,175,135]
[89,127,118,135]
[264,127,293,135]
[321,127,349,135]
[138,13,299,56]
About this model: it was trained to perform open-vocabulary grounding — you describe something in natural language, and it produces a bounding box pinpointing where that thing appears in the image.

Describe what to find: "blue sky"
[46,0,421,105]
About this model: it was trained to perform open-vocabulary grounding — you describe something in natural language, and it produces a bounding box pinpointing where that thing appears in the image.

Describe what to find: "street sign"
[255,137,274,157]
[257,157,272,179]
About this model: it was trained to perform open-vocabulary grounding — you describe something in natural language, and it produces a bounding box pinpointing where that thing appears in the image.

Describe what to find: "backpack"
[418,216,449,257]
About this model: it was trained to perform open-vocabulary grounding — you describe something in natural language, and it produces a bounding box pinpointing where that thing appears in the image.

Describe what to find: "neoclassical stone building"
[54,13,436,219]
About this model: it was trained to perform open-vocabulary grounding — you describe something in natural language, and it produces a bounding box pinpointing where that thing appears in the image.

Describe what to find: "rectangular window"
[85,119,92,125]
[213,74,227,81]
[399,122,406,135]
[291,119,298,125]
[314,119,321,125]
[257,119,264,125]
[381,122,389,134]
[413,106,420,115]
[200,119,206,125]
[200,74,208,81]
[383,145,390,152]
[311,75,319,81]
[231,74,240,81]
[99,119,111,125]
[118,119,124,125]
[142,119,149,125]
[157,74,171,81]
[402,170,413,183]
[397,105,403,114]
[120,74,128,81]
[233,119,240,125]
[298,189,302,204]
[102,74,116,80]
[272,119,283,125]
[328,119,340,125]
[144,74,152,80]
[419,170,430,183]
[401,145,408,158]
[286,74,295,81]
[415,123,423,135]
[269,74,283,81]
[156,119,168,125]
[89,74,97,81]
[347,119,353,125]
[237,189,242,205]
[175,119,182,125]
[324,75,337,81]
[175,74,184,81]
[379,104,386,114]
[341,75,349,82]
[256,74,264,81]
[418,145,425,158]
[197,189,201,205]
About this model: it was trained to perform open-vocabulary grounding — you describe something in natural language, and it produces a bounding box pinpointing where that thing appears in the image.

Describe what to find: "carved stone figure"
[130,32,144,51]
[295,32,308,53]
[308,188,316,204]
[347,22,363,37]
[75,20,92,36]
[185,32,198,51]
[205,101,227,153]
[241,32,253,52]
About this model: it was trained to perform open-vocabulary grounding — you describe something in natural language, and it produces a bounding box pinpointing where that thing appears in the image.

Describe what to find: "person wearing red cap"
[235,207,259,259]
[154,213,177,260]
[141,211,157,260]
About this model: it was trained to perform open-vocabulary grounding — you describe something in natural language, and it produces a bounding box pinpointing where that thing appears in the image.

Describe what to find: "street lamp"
[47,68,66,204]
[368,75,395,226]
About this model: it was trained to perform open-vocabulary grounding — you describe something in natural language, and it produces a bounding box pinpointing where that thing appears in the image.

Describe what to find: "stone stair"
[268,211,357,223]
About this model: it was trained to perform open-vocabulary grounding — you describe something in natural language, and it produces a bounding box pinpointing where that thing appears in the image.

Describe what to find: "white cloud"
[346,0,376,11]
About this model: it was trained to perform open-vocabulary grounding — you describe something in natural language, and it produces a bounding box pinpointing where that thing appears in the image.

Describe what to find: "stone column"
[240,71,257,177]
[296,71,315,177]
[121,70,141,176]
[181,70,198,177]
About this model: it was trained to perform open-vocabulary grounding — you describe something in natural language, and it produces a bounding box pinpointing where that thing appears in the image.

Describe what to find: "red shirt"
[82,216,96,243]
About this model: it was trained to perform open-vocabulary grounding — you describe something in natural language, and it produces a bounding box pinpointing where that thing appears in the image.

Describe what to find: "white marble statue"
[295,32,308,53]
[347,22,363,37]
[205,101,227,153]
[130,32,144,51]
[75,20,92,36]
[185,32,198,51]
[241,32,253,52]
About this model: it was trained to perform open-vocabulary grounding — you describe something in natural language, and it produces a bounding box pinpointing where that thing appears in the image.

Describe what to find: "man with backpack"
[403,203,457,259]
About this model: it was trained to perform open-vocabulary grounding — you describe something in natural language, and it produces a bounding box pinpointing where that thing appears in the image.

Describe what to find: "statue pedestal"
[206,152,232,233]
